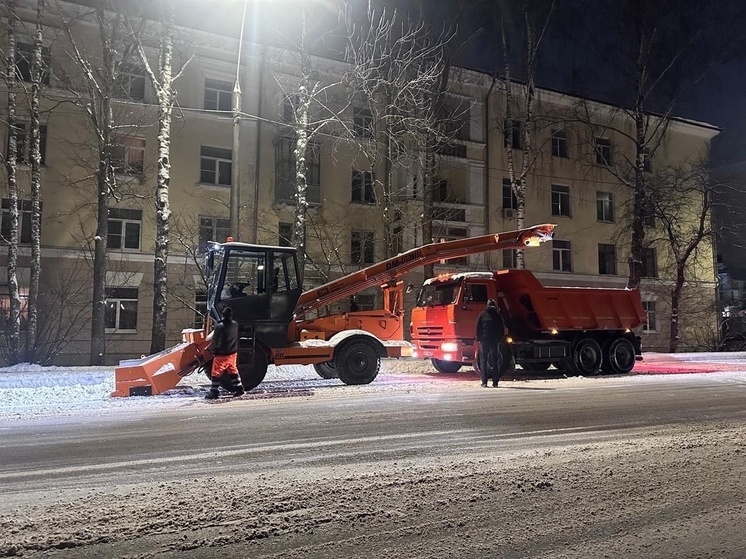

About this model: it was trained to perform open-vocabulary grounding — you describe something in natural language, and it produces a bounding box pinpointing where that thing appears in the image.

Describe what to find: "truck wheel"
[603,337,636,375]
[336,340,380,385]
[431,358,462,374]
[572,338,603,375]
[475,344,510,378]
[313,361,338,379]
[237,348,268,391]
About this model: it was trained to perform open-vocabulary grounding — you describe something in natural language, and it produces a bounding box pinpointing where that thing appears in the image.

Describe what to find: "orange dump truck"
[410,269,646,376]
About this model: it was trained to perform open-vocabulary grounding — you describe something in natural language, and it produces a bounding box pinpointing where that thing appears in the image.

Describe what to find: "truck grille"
[416,325,444,337]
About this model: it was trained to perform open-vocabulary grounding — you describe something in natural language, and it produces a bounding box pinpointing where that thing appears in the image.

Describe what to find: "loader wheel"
[201,360,214,380]
[572,338,603,376]
[336,340,380,385]
[237,347,268,391]
[602,337,636,375]
[313,360,338,379]
[431,358,462,374]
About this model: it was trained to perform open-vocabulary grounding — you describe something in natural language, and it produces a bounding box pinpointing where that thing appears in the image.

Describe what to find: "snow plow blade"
[111,329,210,397]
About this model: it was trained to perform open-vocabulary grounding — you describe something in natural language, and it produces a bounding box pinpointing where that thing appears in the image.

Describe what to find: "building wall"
[0,2,720,364]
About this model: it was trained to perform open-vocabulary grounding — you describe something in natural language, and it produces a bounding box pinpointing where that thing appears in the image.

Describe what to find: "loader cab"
[205,241,302,347]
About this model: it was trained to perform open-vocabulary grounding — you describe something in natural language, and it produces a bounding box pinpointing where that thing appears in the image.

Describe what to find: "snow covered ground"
[1,352,746,423]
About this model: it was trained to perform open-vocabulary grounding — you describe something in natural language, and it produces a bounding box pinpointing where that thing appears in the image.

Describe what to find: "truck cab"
[410,272,499,372]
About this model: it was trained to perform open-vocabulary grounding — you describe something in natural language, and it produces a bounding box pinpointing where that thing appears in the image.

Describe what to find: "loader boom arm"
[294,223,555,316]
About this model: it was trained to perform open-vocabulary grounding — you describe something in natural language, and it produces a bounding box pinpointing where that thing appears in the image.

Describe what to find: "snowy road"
[0,354,745,557]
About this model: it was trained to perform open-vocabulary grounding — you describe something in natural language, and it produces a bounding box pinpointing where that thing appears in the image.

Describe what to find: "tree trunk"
[3,0,22,364]
[422,146,435,279]
[628,107,646,289]
[89,146,110,366]
[25,0,45,362]
[149,4,175,355]
[293,87,310,282]
[668,267,686,352]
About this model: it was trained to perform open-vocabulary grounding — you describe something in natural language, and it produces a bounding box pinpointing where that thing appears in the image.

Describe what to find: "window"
[502,179,518,209]
[112,135,145,175]
[275,136,321,204]
[642,301,657,332]
[596,191,614,222]
[351,170,375,204]
[107,208,142,251]
[552,240,572,272]
[595,138,612,166]
[392,226,403,255]
[115,63,145,100]
[15,42,50,85]
[353,106,374,139]
[199,216,230,251]
[464,283,489,304]
[551,129,568,158]
[504,119,522,149]
[598,243,616,275]
[435,226,468,265]
[194,291,208,328]
[204,78,232,111]
[200,146,232,186]
[0,283,28,330]
[644,210,656,228]
[1,199,33,244]
[278,222,293,247]
[642,247,657,278]
[8,123,47,165]
[502,249,517,269]
[105,288,138,332]
[551,185,571,217]
[351,230,375,264]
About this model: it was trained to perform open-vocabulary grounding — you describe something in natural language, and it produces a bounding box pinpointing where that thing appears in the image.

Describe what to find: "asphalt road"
[1,371,745,557]
[1,372,744,499]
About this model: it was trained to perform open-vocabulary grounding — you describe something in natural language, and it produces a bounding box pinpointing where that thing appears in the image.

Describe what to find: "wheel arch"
[329,330,387,360]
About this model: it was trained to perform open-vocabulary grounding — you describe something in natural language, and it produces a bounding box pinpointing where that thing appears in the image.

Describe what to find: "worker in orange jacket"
[205,307,244,399]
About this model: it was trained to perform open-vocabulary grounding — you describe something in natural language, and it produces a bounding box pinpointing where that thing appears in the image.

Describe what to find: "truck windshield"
[416,282,459,307]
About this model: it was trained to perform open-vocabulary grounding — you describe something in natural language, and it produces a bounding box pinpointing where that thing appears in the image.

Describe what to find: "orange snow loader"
[410,268,646,377]
[112,223,556,396]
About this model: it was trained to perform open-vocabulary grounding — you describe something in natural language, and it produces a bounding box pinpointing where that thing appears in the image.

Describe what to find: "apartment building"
[0,2,719,364]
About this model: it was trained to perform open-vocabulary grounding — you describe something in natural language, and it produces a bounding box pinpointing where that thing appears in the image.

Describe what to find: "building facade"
[0,2,720,364]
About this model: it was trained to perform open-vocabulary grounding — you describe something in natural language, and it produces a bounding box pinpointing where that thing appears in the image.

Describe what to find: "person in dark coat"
[475,298,505,387]
[205,307,244,399]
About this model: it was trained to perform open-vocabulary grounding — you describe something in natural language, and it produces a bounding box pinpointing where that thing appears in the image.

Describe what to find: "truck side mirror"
[405,283,414,294]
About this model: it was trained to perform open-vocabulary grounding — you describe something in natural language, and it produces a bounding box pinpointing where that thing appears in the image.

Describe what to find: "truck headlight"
[441,342,459,352]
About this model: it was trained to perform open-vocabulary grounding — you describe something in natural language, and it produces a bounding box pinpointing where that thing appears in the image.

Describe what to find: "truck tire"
[602,337,636,375]
[336,340,380,385]
[571,338,603,375]
[237,347,268,391]
[474,343,510,378]
[431,358,462,374]
[313,361,338,379]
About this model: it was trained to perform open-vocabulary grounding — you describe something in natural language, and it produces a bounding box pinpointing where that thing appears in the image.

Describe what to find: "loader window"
[416,282,458,307]
[220,250,266,299]
[271,251,299,292]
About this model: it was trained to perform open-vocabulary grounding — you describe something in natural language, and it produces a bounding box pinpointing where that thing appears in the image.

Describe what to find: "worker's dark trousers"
[479,339,500,384]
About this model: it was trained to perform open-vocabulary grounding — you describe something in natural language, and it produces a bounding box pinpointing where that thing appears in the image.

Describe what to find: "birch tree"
[642,163,722,351]
[498,0,555,269]
[567,0,742,289]
[132,0,189,354]
[25,0,45,361]
[60,4,137,365]
[341,0,456,278]
[2,0,22,364]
